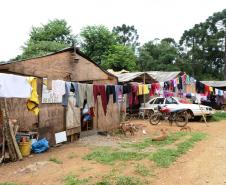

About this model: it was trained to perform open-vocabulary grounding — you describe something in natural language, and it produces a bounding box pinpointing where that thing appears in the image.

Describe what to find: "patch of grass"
[68,152,78,159]
[85,147,147,164]
[209,111,226,122]
[95,180,111,185]
[64,175,89,185]
[150,132,207,167]
[49,156,63,164]
[124,132,188,150]
[134,164,151,176]
[115,176,143,185]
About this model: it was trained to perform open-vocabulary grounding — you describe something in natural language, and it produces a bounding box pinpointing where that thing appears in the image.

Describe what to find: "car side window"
[149,99,155,104]
[165,97,178,104]
[154,98,164,104]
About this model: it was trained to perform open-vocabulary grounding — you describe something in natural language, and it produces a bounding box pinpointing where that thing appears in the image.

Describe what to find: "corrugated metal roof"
[201,81,226,87]
[147,71,182,82]
[116,72,145,82]
[114,71,182,83]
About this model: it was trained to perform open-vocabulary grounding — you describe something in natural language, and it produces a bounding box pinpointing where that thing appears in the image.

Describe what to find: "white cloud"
[0,0,225,61]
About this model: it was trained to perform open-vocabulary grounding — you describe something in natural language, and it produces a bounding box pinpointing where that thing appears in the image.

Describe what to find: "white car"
[140,96,215,119]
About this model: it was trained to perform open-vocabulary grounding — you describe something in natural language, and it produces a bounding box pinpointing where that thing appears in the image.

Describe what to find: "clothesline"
[0,73,225,116]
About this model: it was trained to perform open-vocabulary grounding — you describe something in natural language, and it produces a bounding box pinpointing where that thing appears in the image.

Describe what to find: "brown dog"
[152,129,168,141]
[180,126,191,132]
[120,122,137,136]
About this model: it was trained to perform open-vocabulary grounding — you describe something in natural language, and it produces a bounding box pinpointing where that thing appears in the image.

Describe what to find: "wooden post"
[143,74,146,119]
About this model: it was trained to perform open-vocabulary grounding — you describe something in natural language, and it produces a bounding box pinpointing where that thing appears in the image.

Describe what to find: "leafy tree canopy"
[138,39,180,71]
[80,25,118,65]
[101,44,137,71]
[16,19,76,60]
[180,9,226,80]
[112,24,139,50]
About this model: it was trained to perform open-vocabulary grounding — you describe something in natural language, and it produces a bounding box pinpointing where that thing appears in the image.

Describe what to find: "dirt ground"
[0,120,226,185]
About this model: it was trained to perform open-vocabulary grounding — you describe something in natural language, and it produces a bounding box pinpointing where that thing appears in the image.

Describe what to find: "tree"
[112,24,139,50]
[101,44,137,71]
[180,9,226,80]
[16,19,76,60]
[80,25,118,65]
[138,39,181,72]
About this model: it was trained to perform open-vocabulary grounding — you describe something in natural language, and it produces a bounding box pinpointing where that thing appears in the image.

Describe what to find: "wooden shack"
[0,47,119,145]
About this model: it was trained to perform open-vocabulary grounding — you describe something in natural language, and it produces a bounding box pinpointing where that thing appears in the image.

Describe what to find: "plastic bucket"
[19,141,31,157]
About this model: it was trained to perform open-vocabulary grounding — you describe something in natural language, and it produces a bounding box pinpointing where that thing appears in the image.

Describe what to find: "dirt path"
[153,120,226,185]
[0,120,226,185]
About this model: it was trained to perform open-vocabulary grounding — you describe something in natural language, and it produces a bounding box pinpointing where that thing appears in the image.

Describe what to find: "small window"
[165,97,178,104]
[149,99,155,104]
[154,98,165,104]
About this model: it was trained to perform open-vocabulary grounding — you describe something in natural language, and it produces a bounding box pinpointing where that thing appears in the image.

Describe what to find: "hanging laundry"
[115,85,123,103]
[0,73,32,98]
[149,83,160,96]
[123,84,131,94]
[186,75,190,84]
[42,79,65,103]
[196,81,205,94]
[27,77,39,115]
[129,83,139,107]
[204,85,211,96]
[93,85,107,115]
[138,84,149,95]
[78,83,94,108]
[177,76,183,90]
[62,82,79,107]
[66,92,81,129]
[106,85,116,104]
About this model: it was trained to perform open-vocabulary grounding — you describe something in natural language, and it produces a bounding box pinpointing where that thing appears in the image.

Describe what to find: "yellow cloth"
[138,84,149,95]
[209,87,213,92]
[27,77,39,115]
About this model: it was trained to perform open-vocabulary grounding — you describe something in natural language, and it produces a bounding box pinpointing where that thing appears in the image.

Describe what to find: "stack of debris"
[0,98,22,163]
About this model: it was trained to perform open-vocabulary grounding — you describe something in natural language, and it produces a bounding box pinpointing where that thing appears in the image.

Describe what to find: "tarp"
[112,71,182,83]
[201,81,226,88]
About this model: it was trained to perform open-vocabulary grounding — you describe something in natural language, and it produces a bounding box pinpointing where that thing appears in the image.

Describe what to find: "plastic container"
[19,141,31,157]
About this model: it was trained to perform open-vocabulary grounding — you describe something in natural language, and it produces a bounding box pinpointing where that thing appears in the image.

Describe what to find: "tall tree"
[112,24,139,50]
[180,9,226,80]
[80,25,118,65]
[138,39,181,71]
[101,44,137,71]
[16,19,76,60]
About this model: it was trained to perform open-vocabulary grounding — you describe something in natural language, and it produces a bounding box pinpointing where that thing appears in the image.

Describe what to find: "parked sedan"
[140,96,215,119]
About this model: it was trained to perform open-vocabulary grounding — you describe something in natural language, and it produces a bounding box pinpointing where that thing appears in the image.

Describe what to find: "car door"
[165,97,179,110]
[152,97,165,111]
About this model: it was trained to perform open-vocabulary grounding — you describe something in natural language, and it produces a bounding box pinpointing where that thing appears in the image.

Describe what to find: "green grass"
[134,164,151,176]
[115,176,143,185]
[64,175,89,185]
[85,147,147,164]
[123,132,188,150]
[150,132,207,167]
[209,111,226,122]
[49,156,63,164]
[95,176,143,185]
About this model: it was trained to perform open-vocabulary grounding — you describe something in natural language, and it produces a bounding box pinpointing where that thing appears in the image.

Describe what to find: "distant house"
[0,47,119,145]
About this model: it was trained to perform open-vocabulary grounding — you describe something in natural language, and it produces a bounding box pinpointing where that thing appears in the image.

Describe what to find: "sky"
[0,0,226,61]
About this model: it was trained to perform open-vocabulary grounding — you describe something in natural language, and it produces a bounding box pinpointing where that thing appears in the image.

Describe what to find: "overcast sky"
[0,0,225,61]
